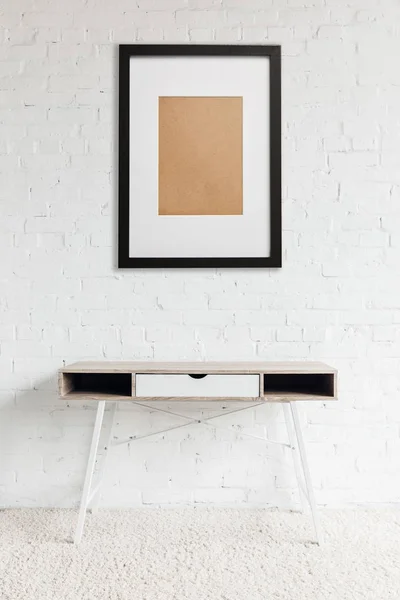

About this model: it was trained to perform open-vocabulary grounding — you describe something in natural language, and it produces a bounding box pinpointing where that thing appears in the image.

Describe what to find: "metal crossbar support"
[121,400,291,448]
[74,399,321,545]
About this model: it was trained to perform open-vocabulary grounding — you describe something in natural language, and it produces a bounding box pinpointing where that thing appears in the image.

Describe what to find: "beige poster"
[158,96,243,216]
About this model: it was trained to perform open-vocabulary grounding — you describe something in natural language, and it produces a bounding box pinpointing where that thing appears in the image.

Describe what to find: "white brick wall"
[1,0,400,508]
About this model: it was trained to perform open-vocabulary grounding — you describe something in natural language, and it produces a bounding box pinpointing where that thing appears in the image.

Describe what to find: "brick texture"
[1,0,400,508]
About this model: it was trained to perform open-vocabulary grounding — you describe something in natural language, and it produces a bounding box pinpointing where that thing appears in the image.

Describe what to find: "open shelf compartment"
[263,372,336,399]
[61,372,132,398]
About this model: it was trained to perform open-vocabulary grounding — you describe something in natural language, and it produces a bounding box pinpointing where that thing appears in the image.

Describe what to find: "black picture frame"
[118,44,282,269]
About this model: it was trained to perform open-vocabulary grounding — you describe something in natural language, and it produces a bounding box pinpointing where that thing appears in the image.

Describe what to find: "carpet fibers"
[0,508,399,599]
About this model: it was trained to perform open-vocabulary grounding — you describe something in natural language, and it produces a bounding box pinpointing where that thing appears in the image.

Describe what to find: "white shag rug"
[0,508,399,600]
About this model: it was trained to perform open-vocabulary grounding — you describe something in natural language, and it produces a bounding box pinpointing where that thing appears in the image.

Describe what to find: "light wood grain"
[264,392,333,402]
[59,361,338,403]
[132,396,262,402]
[59,372,74,396]
[60,361,337,375]
[62,391,132,401]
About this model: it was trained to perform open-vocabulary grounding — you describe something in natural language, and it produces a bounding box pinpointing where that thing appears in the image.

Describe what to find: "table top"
[60,360,336,374]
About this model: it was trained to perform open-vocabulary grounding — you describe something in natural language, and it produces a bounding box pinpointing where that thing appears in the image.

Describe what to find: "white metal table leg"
[91,401,117,513]
[74,400,106,545]
[290,402,322,545]
[283,403,307,513]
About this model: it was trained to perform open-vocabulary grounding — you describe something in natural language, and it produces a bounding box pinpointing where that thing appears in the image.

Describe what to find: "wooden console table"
[59,361,337,545]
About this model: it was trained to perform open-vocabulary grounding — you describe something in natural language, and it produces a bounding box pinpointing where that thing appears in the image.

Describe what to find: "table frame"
[74,399,322,545]
[58,361,336,546]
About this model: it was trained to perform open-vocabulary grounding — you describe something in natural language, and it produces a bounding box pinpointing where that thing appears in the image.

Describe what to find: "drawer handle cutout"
[188,374,207,379]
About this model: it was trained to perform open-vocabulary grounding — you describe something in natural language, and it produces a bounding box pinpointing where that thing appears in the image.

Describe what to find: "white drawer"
[135,373,260,398]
